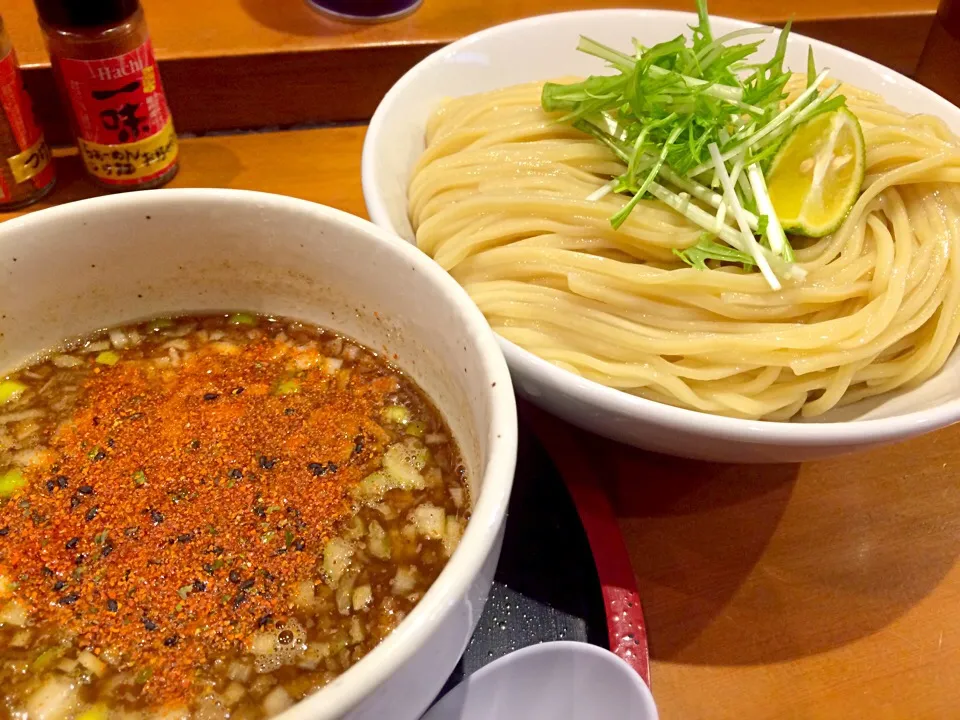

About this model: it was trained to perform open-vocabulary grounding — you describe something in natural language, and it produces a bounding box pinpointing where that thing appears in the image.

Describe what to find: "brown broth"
[0,314,469,719]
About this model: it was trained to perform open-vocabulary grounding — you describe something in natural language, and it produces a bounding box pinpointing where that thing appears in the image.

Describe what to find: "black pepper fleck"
[78,485,94,495]
[106,599,118,612]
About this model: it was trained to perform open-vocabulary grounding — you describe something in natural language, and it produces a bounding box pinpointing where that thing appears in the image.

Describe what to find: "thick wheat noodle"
[409,76,960,420]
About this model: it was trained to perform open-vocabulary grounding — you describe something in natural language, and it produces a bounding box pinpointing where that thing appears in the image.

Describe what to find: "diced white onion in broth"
[25,676,78,720]
[262,687,293,715]
[221,682,246,707]
[352,584,372,612]
[336,573,356,616]
[51,355,83,368]
[251,618,307,674]
[293,580,315,610]
[109,329,129,349]
[411,505,445,540]
[424,467,443,487]
[424,433,448,445]
[85,341,110,353]
[156,706,190,720]
[77,650,107,677]
[227,661,251,683]
[0,599,29,626]
[391,567,417,595]
[443,516,464,557]
[322,538,354,586]
[367,520,391,560]
[55,659,78,674]
[251,633,276,656]
[349,616,365,644]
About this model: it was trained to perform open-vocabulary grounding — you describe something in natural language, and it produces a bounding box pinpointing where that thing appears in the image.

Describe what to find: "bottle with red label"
[35,0,179,191]
[0,15,56,210]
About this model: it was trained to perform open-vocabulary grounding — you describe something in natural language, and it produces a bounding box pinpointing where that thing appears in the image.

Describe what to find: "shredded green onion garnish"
[541,0,847,288]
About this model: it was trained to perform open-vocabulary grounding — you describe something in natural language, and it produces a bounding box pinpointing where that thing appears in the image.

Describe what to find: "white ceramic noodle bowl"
[0,189,518,720]
[362,9,960,463]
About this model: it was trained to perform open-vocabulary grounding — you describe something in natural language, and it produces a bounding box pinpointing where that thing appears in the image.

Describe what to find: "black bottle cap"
[34,0,140,28]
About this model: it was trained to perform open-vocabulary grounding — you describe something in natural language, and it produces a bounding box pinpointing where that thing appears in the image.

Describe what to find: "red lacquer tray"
[437,405,650,694]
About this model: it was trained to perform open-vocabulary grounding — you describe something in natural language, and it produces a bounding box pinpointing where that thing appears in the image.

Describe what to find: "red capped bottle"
[0,15,55,210]
[35,0,179,190]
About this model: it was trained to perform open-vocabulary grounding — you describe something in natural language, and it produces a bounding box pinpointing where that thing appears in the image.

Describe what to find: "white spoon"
[421,641,659,720]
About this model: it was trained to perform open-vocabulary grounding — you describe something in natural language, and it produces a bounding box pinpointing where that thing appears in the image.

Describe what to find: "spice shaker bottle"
[34,0,179,191]
[0,15,56,211]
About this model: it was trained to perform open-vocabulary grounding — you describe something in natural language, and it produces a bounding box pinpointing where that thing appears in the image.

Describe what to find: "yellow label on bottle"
[7,134,52,185]
[142,65,157,94]
[77,119,178,185]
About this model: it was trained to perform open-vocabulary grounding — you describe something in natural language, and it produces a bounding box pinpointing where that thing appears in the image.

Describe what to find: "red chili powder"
[0,337,396,700]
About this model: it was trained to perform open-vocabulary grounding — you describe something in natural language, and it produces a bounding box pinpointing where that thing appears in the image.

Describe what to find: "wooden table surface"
[2,0,941,142]
[2,1,960,717]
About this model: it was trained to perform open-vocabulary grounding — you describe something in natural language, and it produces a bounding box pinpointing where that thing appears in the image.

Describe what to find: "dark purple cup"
[306,0,422,22]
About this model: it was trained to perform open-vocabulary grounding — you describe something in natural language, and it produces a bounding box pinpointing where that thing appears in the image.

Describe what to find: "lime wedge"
[765,107,865,238]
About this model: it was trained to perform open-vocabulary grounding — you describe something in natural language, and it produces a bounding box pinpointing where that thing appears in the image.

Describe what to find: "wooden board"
[1,0,938,140]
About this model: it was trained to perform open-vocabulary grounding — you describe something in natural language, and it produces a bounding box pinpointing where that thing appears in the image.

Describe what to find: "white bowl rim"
[424,641,658,719]
[362,8,960,447]
[0,188,519,718]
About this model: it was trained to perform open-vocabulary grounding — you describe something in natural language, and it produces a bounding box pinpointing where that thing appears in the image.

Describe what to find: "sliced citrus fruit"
[765,107,865,238]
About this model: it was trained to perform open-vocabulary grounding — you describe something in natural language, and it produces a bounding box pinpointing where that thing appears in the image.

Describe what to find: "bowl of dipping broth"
[0,189,517,720]
[362,6,960,462]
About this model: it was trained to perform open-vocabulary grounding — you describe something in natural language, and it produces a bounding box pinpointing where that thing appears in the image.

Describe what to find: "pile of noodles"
[409,78,960,420]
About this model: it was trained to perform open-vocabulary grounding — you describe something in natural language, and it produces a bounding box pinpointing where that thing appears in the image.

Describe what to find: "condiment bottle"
[34,0,179,191]
[0,15,56,210]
